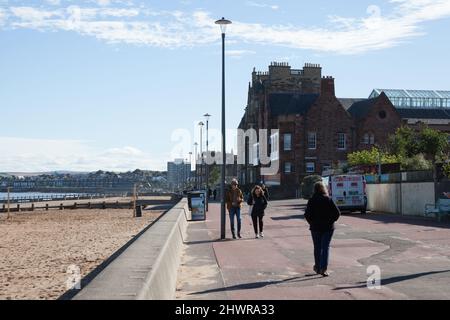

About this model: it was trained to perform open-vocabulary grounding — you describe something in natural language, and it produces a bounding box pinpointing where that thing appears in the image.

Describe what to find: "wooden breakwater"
[0,196,182,214]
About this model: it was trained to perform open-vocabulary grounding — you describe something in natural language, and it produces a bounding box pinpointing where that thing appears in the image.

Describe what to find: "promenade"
[176,199,450,300]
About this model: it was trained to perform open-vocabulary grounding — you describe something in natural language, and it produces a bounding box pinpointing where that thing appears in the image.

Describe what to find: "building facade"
[167,159,191,190]
[238,62,450,199]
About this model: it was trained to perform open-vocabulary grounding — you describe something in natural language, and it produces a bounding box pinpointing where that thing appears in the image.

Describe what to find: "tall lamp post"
[198,121,205,189]
[215,17,231,240]
[194,142,198,189]
[204,113,211,211]
[188,151,193,187]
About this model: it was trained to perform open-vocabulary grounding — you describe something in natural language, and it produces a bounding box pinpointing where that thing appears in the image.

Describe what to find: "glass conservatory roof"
[369,89,450,108]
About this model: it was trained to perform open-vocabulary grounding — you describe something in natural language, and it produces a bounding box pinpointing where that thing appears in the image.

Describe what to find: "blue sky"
[1,0,450,172]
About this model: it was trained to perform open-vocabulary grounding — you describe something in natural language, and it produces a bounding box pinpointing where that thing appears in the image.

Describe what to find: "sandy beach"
[0,208,163,300]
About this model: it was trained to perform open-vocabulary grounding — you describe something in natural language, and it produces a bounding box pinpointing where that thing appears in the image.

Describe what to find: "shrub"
[301,175,322,199]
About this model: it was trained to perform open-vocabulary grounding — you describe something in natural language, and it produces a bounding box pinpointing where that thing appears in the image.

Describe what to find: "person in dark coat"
[304,181,340,277]
[247,185,268,238]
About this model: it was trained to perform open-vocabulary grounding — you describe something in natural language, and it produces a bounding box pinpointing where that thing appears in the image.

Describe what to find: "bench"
[425,198,450,222]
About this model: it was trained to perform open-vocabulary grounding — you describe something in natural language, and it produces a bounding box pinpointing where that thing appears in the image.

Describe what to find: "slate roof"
[269,93,319,116]
[346,97,379,119]
[396,108,450,119]
[338,98,365,110]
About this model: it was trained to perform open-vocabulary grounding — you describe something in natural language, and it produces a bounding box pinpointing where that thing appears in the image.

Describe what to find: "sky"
[1,0,450,172]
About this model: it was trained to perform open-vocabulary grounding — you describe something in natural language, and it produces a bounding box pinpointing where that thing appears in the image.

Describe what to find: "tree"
[388,126,420,158]
[300,175,322,199]
[347,147,399,166]
[208,166,220,186]
[418,127,449,162]
[401,154,432,171]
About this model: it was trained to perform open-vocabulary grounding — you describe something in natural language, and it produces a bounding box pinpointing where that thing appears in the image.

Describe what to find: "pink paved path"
[176,199,450,300]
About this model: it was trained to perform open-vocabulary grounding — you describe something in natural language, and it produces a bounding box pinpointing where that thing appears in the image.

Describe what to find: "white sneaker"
[260,232,264,238]
[255,234,259,239]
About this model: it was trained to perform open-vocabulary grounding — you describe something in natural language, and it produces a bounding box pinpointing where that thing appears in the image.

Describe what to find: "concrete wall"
[72,198,189,300]
[367,182,435,216]
[401,182,435,216]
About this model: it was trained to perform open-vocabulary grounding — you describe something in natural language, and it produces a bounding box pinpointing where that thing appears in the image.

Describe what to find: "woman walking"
[304,181,340,277]
[247,185,268,239]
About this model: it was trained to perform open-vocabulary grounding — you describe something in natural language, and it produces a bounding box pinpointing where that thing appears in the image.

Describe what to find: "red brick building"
[237,62,450,199]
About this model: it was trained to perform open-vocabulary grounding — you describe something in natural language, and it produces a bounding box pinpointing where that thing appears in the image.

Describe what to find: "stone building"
[238,62,450,199]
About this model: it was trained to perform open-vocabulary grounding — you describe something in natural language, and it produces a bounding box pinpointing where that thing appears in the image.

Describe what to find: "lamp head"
[215,17,232,34]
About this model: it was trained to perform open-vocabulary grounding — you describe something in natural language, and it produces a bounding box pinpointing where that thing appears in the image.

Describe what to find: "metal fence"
[365,170,434,184]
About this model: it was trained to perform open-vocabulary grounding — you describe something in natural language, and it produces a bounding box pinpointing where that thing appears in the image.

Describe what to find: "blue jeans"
[311,230,334,271]
[229,207,241,235]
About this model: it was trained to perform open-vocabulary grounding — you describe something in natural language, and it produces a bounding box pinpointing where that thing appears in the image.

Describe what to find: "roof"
[346,97,378,119]
[338,98,365,110]
[269,93,319,116]
[396,108,450,119]
[370,89,450,108]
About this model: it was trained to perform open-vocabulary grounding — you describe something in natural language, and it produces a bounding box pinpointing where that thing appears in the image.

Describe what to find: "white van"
[322,174,368,214]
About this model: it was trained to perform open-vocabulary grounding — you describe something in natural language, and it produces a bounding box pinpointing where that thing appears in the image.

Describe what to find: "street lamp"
[188,151,193,187]
[215,17,232,240]
[204,113,211,211]
[194,142,198,189]
[199,121,205,189]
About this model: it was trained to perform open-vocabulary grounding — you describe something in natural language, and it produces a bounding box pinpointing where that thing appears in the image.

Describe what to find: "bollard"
[31,203,35,211]
[102,201,106,209]
[74,202,77,209]
[46,203,49,211]
[116,200,119,209]
[88,202,91,209]
[135,205,142,218]
[60,203,63,210]
[17,204,20,212]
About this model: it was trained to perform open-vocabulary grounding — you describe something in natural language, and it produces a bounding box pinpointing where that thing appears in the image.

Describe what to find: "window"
[363,133,375,145]
[363,133,369,144]
[284,133,292,151]
[306,162,315,173]
[284,162,292,173]
[378,110,387,119]
[337,133,346,150]
[307,132,316,149]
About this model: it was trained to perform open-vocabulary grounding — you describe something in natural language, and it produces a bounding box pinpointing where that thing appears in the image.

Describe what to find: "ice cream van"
[321,174,368,214]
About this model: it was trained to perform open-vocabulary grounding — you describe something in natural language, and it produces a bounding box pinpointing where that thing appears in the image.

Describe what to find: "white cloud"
[226,49,257,58]
[0,8,6,26]
[46,0,61,5]
[245,1,279,10]
[0,137,167,172]
[1,1,450,54]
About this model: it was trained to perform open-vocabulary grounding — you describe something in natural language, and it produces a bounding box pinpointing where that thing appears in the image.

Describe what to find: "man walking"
[225,179,244,239]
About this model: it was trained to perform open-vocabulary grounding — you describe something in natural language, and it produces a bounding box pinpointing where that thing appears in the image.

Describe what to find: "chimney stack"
[321,76,335,97]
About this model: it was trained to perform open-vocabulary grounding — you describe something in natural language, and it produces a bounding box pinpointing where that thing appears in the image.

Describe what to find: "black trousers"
[251,214,264,234]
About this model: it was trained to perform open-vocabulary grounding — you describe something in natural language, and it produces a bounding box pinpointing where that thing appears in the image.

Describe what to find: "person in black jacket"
[304,181,340,277]
[247,185,268,238]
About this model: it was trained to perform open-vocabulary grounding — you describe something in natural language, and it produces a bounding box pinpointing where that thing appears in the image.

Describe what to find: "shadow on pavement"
[184,238,257,245]
[343,212,450,229]
[271,214,305,221]
[188,275,323,296]
[333,270,450,290]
